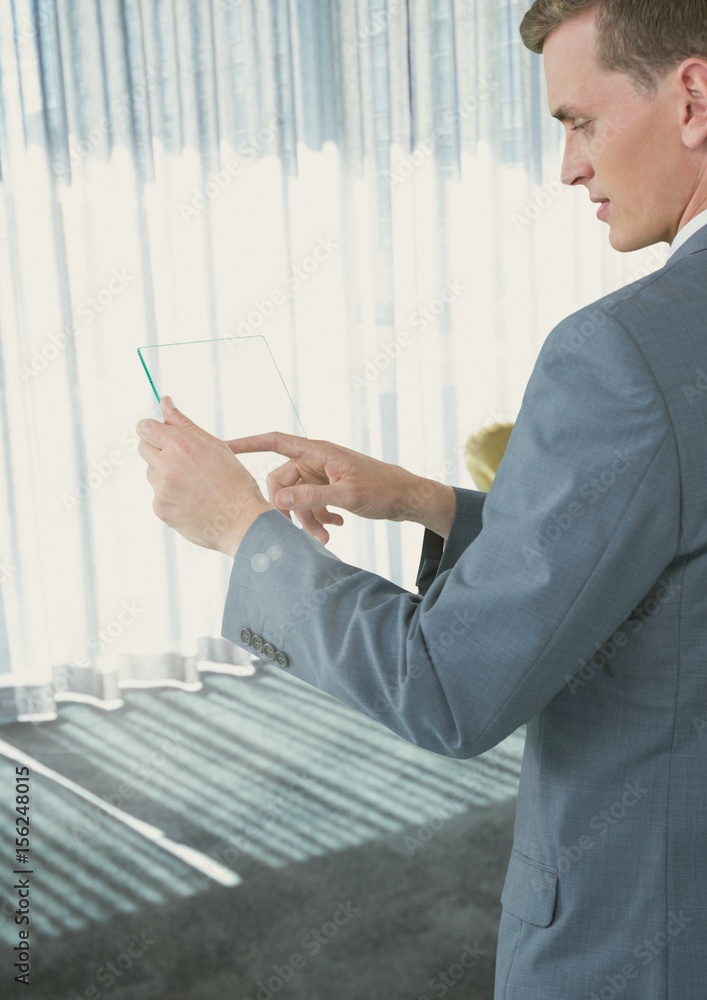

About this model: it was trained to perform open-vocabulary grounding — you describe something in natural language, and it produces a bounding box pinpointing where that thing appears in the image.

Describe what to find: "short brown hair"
[520,0,707,93]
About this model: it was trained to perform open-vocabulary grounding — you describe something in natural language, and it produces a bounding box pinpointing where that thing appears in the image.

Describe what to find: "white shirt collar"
[669,209,707,259]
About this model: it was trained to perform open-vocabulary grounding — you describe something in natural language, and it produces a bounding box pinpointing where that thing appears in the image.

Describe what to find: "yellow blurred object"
[465,423,515,492]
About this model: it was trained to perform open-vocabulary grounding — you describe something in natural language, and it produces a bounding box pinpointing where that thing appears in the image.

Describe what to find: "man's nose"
[560,138,594,187]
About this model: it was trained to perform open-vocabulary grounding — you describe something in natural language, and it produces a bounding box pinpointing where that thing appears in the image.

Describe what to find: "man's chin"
[608,233,635,253]
[607,223,665,254]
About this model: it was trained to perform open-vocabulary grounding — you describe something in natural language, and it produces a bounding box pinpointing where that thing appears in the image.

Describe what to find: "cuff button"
[240,628,253,645]
[275,650,290,668]
[252,634,264,653]
[263,642,276,660]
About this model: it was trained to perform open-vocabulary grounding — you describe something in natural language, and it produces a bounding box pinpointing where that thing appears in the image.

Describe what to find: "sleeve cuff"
[415,529,445,595]
[415,487,487,593]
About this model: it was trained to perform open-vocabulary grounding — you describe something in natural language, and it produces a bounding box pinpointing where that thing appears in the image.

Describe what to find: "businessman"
[137,2,707,997]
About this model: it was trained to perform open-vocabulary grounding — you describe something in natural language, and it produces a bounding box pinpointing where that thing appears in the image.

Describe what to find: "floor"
[0,664,522,999]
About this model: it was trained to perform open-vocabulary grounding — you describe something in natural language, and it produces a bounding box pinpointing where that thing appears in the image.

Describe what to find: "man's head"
[520,1,707,251]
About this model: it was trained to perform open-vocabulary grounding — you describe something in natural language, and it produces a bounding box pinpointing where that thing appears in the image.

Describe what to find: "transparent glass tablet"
[137,336,307,493]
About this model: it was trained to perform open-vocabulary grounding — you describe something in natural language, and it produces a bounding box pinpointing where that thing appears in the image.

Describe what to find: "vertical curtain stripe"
[0,0,662,724]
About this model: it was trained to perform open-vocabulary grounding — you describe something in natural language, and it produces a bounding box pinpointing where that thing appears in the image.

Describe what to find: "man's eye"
[572,121,591,132]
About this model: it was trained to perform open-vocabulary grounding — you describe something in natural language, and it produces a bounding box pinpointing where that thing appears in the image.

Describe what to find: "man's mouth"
[592,198,611,220]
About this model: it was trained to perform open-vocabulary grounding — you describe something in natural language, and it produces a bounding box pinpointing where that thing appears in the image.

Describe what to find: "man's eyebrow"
[551,105,589,122]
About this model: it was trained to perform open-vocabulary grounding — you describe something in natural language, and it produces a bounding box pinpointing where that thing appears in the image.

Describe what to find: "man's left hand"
[137,397,275,558]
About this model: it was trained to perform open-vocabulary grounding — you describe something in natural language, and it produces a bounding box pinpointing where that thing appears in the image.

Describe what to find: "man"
[137,1,707,996]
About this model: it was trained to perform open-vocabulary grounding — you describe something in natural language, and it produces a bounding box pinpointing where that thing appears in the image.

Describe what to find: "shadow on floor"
[0,667,520,1000]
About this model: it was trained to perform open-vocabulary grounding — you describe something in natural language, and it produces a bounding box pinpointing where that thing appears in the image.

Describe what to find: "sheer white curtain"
[0,0,667,723]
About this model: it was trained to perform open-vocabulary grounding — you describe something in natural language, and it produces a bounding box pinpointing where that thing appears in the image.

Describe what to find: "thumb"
[276,482,345,511]
[160,396,194,428]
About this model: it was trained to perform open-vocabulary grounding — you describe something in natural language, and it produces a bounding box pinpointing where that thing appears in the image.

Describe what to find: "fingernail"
[279,491,294,508]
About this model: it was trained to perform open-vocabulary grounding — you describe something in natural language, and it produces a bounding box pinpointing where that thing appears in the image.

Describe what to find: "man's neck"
[669,208,707,258]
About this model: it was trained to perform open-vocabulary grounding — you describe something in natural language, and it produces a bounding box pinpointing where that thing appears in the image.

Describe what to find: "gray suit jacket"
[222,225,707,999]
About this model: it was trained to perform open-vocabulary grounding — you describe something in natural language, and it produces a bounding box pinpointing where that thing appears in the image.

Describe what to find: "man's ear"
[677,59,707,150]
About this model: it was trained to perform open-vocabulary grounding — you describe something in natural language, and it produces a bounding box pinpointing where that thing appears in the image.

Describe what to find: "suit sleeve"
[221,310,680,758]
[415,489,487,595]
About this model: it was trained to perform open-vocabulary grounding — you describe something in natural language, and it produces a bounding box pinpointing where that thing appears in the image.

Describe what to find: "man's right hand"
[224,431,457,546]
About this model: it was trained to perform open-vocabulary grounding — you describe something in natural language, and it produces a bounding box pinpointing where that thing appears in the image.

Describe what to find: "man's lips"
[591,198,611,220]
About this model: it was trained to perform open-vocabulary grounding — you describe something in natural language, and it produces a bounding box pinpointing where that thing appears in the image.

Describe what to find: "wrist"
[221,500,277,558]
[421,481,457,539]
[401,477,457,540]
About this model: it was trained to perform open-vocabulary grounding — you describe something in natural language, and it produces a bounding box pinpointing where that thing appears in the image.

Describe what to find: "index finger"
[225,431,311,459]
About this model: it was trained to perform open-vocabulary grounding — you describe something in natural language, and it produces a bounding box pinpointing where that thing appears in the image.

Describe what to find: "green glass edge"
[136,347,161,403]
[136,336,308,437]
